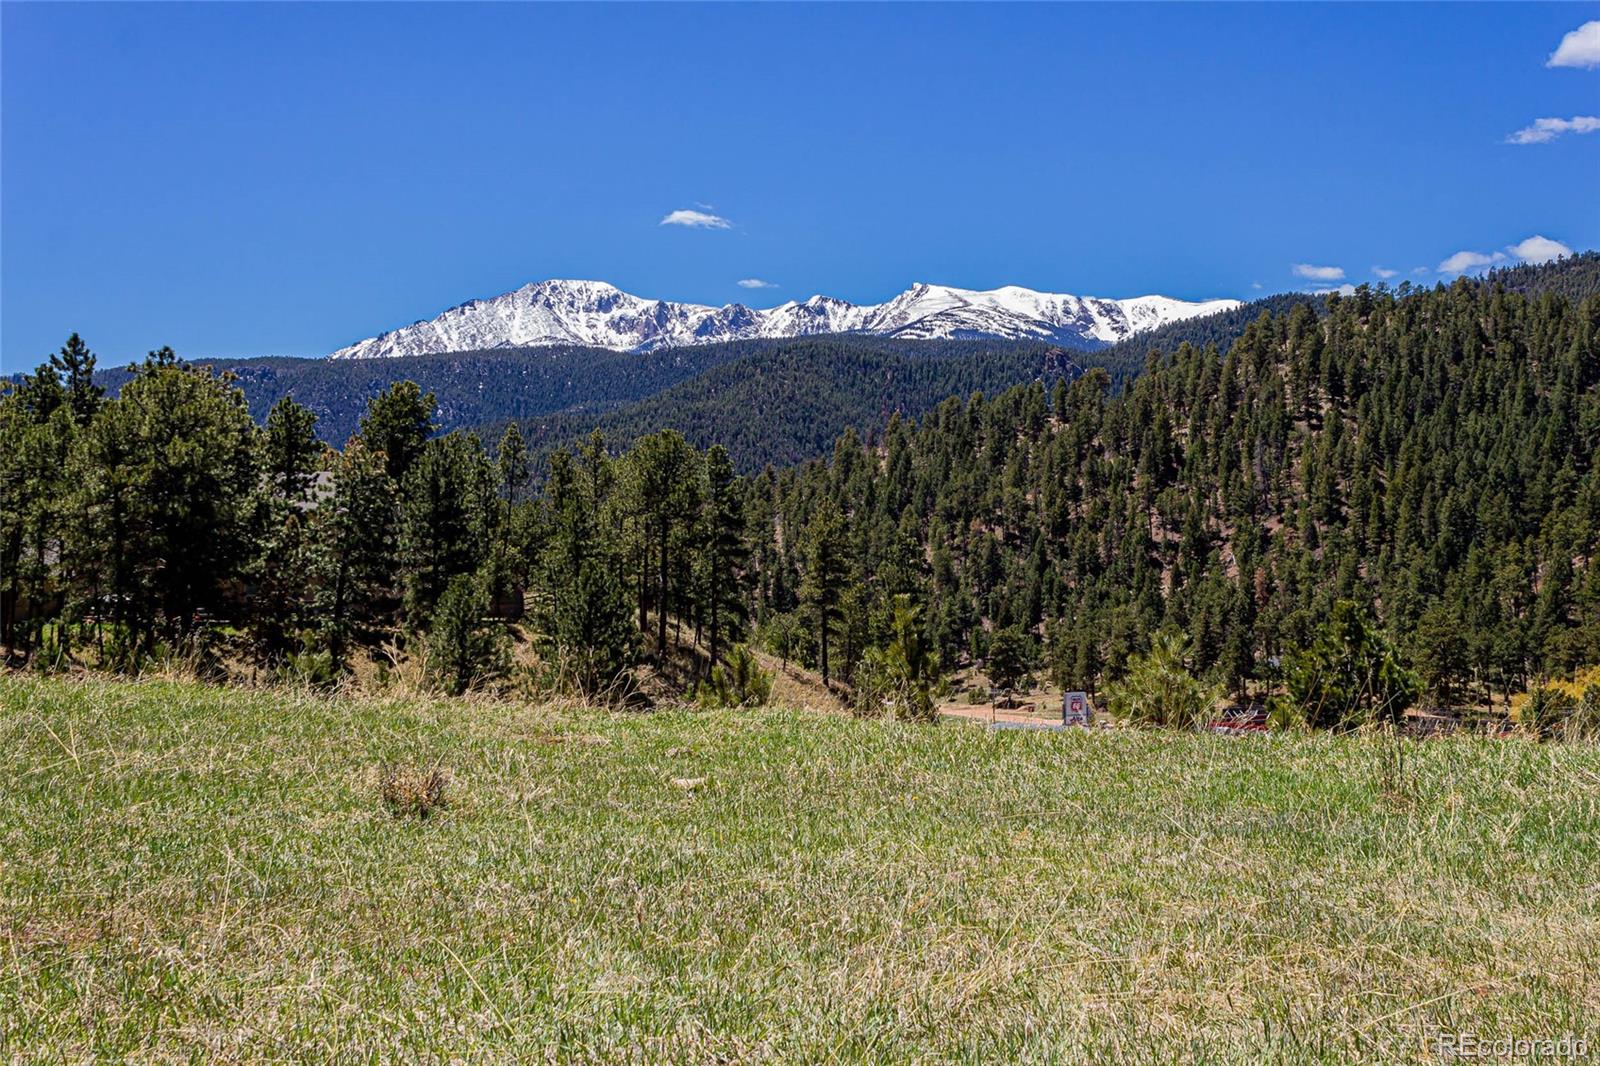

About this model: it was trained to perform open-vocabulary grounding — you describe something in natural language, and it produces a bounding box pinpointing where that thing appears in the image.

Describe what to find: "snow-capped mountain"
[328,279,1240,359]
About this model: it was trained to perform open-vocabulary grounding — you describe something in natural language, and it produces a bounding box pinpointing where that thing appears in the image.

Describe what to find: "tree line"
[4,262,1599,732]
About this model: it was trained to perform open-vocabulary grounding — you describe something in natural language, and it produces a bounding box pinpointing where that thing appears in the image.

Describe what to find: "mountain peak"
[329,279,1241,359]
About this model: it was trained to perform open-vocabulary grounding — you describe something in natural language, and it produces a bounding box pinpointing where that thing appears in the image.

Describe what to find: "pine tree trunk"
[708,597,719,667]
[637,542,649,634]
[820,621,830,687]
[657,524,668,653]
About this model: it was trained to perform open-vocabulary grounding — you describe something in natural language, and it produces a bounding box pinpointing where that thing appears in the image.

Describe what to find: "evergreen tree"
[426,573,507,696]
[264,396,321,503]
[309,440,397,671]
[67,361,261,657]
[1274,601,1419,730]
[1104,630,1216,730]
[537,448,638,698]
[398,433,494,624]
[358,381,436,482]
[0,366,73,658]
[49,333,104,428]
[699,444,749,665]
[628,430,699,653]
[984,625,1036,697]
[858,594,944,720]
[799,501,849,686]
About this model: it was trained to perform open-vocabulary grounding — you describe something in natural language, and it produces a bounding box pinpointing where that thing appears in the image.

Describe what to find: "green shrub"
[425,575,508,696]
[1104,630,1216,730]
[1521,685,1575,742]
[696,644,773,708]
[1570,685,1600,742]
[1271,600,1418,731]
[855,595,946,721]
[284,637,336,689]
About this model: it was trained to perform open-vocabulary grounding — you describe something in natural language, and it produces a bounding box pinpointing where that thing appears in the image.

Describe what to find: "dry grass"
[1,673,1597,1062]
[378,763,449,819]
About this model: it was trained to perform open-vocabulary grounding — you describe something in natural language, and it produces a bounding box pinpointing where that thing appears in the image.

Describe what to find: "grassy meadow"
[2,674,1597,1062]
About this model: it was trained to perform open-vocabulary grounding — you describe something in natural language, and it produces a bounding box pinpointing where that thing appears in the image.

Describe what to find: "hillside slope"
[512,340,1091,470]
[88,336,1066,448]
[743,260,1600,705]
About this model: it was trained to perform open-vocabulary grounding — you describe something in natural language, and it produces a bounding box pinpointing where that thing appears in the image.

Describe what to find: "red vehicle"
[1208,704,1268,735]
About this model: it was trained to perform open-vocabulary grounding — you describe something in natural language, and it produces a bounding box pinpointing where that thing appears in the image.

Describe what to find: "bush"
[696,644,773,708]
[855,595,946,721]
[1104,630,1216,730]
[274,629,336,688]
[425,574,508,696]
[1271,600,1418,731]
[761,612,809,670]
[1511,666,1600,741]
[379,763,448,819]
[1519,685,1575,742]
[1571,685,1600,742]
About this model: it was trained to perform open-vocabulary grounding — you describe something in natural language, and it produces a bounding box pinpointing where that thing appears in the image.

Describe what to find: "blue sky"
[2,2,1597,369]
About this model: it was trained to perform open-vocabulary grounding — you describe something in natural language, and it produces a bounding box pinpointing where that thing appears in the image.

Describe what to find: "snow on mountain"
[328,279,1240,359]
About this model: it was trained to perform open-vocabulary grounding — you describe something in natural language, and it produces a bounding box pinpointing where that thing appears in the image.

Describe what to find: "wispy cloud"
[1292,262,1344,280]
[737,278,778,289]
[1507,235,1572,263]
[1372,266,1399,280]
[1251,281,1263,291]
[1438,235,1575,274]
[1292,263,1345,281]
[1548,19,1600,69]
[660,208,732,230]
[1311,284,1358,297]
[1505,115,1600,144]
[1438,250,1507,274]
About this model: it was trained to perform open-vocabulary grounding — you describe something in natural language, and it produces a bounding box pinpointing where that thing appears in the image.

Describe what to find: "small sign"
[1063,691,1094,727]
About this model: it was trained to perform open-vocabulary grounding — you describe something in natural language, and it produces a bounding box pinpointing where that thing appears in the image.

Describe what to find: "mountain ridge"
[328,278,1241,359]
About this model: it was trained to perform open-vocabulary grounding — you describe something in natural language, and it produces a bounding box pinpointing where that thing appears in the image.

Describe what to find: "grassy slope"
[2,675,1597,1062]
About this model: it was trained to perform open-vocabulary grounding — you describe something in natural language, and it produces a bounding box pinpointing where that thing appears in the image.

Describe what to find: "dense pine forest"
[79,335,1129,467]
[508,340,1088,470]
[4,257,1599,734]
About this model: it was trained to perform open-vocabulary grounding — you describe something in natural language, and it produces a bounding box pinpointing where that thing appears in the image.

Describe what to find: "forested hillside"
[747,270,1600,712]
[1483,250,1600,304]
[510,340,1088,470]
[85,341,753,447]
[4,255,1599,734]
[1089,292,1325,369]
[78,335,1114,457]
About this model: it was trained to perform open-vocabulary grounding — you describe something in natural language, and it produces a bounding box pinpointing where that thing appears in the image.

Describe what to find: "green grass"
[2,675,1597,1062]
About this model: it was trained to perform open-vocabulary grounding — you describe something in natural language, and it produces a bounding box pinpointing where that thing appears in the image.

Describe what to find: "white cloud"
[737,278,778,289]
[1411,266,1430,276]
[1505,115,1600,144]
[660,209,732,230]
[1372,266,1399,279]
[1250,281,1263,290]
[1507,235,1573,263]
[1438,249,1507,274]
[1548,19,1600,69]
[1311,284,1358,297]
[1292,263,1345,281]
